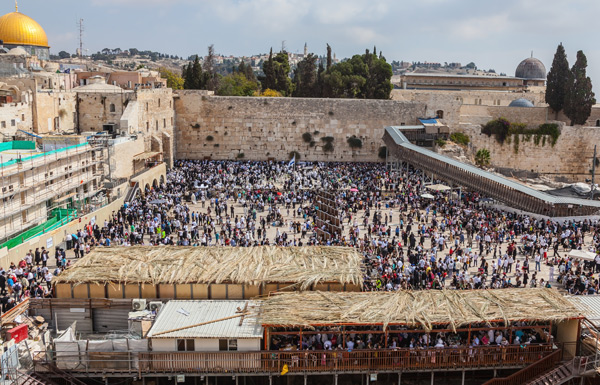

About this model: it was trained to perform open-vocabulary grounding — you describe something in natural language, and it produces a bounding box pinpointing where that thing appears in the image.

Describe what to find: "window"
[219,339,237,351]
[177,339,195,352]
[436,110,444,119]
[596,119,600,127]
[109,103,116,112]
[156,120,159,131]
[158,99,161,107]
[1,121,4,128]
[11,119,15,126]
[21,114,25,121]
[163,118,166,128]
[146,102,149,111]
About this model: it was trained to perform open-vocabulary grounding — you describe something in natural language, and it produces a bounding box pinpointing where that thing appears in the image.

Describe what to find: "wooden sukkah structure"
[52,246,364,299]
[253,289,583,354]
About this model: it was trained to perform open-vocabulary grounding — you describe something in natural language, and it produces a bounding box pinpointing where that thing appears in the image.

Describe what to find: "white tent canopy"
[426,184,452,192]
[568,249,597,261]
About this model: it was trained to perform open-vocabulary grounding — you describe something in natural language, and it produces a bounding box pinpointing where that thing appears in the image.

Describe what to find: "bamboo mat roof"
[53,246,364,289]
[254,289,582,331]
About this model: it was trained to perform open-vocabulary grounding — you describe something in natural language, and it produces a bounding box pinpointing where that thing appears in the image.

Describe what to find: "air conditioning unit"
[149,301,163,313]
[132,299,147,311]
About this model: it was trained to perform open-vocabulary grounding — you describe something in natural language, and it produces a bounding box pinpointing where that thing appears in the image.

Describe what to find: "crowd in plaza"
[2,159,600,312]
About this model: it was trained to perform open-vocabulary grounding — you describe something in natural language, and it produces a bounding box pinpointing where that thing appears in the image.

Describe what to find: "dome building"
[0,3,49,60]
[509,98,535,108]
[515,55,546,86]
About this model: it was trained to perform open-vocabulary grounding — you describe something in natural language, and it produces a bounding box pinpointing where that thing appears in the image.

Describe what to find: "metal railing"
[35,344,554,376]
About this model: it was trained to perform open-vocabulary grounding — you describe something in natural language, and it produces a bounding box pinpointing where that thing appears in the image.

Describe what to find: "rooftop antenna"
[77,18,84,62]
[531,50,533,58]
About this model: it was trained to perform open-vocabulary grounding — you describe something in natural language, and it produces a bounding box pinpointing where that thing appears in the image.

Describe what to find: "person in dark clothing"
[0,272,5,295]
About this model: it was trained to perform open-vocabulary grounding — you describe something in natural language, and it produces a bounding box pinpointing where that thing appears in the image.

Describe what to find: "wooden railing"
[37,344,554,376]
[1,297,29,326]
[482,348,563,385]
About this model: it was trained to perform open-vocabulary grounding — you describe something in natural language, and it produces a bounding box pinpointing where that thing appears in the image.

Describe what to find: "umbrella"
[71,234,79,240]
[350,188,358,192]
[277,192,282,196]
[421,193,435,199]
[149,199,167,205]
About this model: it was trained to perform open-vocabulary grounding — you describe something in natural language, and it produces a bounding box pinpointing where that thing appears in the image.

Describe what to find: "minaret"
[15,0,18,12]
[303,42,307,57]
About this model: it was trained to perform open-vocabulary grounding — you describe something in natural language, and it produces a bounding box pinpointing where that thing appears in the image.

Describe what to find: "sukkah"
[53,246,364,290]
[254,288,582,331]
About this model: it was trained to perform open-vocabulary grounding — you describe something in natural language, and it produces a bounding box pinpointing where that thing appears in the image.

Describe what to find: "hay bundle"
[253,288,581,331]
[54,246,364,289]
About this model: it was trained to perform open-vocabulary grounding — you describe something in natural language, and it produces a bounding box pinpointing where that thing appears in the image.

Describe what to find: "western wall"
[174,91,426,162]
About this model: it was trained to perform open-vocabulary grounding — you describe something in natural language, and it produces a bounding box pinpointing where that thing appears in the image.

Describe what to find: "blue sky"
[13,0,600,89]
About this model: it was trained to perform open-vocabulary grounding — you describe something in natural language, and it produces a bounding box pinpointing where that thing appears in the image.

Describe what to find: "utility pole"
[591,145,597,200]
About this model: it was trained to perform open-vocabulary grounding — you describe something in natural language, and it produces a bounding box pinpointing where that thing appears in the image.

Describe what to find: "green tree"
[238,61,256,83]
[159,67,184,90]
[564,50,596,126]
[203,44,220,91]
[183,55,205,89]
[261,49,293,96]
[545,43,570,115]
[58,50,70,59]
[293,53,318,97]
[326,44,332,70]
[322,48,392,99]
[217,72,258,96]
[475,149,491,167]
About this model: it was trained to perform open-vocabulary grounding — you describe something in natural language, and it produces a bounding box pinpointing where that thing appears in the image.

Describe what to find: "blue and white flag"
[288,155,295,168]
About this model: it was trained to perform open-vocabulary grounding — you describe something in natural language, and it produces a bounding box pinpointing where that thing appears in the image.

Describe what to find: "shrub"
[191,123,200,129]
[313,130,320,135]
[482,119,561,147]
[378,146,387,159]
[288,151,300,160]
[321,136,334,143]
[302,132,312,143]
[475,148,491,167]
[309,140,316,147]
[236,152,245,159]
[206,135,214,141]
[323,142,334,152]
[214,143,219,147]
[449,132,470,145]
[482,117,511,144]
[435,138,446,147]
[347,136,363,149]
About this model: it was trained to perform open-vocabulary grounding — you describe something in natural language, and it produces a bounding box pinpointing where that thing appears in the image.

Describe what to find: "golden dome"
[0,11,49,48]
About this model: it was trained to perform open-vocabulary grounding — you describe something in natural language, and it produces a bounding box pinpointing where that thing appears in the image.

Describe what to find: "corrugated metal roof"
[568,296,600,322]
[385,126,600,208]
[147,300,263,339]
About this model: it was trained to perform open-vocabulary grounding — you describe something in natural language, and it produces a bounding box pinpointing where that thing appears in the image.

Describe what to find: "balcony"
[36,344,555,377]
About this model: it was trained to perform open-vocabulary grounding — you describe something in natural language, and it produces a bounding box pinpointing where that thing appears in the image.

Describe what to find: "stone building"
[0,4,49,60]
[0,137,104,242]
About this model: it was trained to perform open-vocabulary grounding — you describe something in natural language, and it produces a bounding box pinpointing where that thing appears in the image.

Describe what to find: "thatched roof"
[53,246,364,290]
[254,289,581,331]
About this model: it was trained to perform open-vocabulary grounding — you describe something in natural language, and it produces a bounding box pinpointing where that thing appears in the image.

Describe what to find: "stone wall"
[462,124,600,182]
[392,88,547,127]
[34,91,77,134]
[175,92,426,162]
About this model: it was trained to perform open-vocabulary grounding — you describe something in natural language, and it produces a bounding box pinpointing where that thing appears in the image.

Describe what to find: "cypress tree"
[564,50,596,126]
[545,43,570,115]
[326,44,332,70]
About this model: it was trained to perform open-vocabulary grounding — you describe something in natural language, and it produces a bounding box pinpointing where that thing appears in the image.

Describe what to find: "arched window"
[109,103,115,112]
[436,110,444,119]
[596,119,600,127]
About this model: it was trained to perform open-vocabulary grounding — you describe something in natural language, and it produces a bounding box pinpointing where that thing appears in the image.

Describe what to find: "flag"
[288,156,295,168]
[280,364,289,375]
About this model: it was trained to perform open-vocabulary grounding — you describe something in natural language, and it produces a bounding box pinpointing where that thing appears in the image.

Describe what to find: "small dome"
[0,11,49,48]
[509,98,535,108]
[515,57,546,80]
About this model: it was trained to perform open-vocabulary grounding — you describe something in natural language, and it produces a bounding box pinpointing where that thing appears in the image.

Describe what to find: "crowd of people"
[2,159,600,314]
